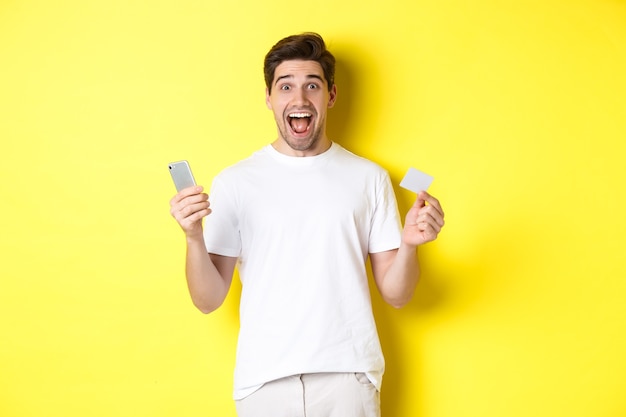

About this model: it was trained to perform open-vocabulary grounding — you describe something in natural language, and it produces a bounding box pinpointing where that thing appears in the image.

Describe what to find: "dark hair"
[264,32,335,93]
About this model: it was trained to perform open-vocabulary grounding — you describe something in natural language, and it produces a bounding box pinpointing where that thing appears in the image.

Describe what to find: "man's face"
[266,60,337,156]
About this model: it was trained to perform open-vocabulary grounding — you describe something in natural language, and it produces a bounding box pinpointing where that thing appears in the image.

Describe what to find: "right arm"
[170,186,237,314]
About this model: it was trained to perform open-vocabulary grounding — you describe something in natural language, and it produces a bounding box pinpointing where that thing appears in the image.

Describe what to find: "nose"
[293,87,310,106]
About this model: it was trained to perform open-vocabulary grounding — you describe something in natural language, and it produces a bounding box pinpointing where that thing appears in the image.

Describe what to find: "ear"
[265,87,272,110]
[327,84,337,108]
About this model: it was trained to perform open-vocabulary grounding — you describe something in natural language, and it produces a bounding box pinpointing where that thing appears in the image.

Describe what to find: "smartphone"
[168,160,196,192]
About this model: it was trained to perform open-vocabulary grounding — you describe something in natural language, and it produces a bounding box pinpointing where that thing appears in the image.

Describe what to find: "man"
[169,32,444,417]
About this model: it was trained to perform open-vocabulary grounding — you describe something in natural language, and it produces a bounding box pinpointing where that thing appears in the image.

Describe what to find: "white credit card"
[399,167,434,193]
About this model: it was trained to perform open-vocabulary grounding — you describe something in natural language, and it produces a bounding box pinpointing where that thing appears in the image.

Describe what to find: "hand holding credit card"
[399,167,434,193]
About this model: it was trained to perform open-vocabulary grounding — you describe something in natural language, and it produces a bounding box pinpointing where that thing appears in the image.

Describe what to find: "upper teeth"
[289,112,311,118]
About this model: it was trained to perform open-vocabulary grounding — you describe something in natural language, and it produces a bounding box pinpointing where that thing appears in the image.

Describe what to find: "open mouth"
[288,112,312,134]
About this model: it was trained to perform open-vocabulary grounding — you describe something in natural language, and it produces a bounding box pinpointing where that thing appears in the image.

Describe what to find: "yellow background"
[1,1,625,416]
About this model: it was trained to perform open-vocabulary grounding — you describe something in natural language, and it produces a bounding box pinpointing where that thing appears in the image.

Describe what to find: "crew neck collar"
[265,142,338,165]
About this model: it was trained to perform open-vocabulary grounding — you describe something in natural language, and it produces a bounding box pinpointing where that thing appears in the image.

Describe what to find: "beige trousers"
[235,373,381,417]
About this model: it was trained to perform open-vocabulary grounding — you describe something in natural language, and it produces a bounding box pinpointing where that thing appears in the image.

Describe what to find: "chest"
[236,167,376,239]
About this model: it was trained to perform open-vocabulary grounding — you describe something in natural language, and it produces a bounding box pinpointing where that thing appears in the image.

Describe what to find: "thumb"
[406,192,426,224]
[414,191,428,209]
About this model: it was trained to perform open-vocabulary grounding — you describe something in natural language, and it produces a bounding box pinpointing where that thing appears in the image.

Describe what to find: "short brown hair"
[264,32,335,93]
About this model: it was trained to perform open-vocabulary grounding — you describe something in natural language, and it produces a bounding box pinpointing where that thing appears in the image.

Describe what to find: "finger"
[170,191,208,217]
[170,191,208,215]
[173,199,211,221]
[170,185,205,205]
[417,218,443,244]
[417,191,445,219]
[406,194,427,226]
[415,212,443,233]
[417,205,445,228]
[413,193,427,209]
[180,206,212,226]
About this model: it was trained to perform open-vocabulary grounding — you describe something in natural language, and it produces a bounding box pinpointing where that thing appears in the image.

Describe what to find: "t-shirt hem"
[369,241,401,254]
[203,245,240,258]
[233,383,264,401]
[233,370,383,400]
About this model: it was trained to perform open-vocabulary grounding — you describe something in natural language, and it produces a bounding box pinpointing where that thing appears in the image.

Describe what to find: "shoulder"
[214,146,272,180]
[331,143,390,177]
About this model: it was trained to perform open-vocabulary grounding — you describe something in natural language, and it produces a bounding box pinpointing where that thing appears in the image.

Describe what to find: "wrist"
[185,230,205,245]
[400,237,419,250]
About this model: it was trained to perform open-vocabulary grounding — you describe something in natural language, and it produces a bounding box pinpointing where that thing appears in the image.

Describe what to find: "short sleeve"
[368,171,402,254]
[203,175,242,257]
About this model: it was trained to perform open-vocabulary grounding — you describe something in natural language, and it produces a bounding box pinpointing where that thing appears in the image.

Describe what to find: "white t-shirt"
[203,142,402,400]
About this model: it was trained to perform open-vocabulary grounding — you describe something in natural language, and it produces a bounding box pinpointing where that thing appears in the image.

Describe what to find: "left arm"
[370,191,445,308]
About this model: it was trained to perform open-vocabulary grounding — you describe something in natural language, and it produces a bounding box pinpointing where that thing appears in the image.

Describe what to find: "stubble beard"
[277,119,325,152]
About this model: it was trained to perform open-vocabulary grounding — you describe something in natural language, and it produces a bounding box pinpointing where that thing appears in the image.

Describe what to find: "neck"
[271,137,332,157]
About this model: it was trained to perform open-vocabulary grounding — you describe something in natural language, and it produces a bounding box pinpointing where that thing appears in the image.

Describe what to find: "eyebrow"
[274,74,324,86]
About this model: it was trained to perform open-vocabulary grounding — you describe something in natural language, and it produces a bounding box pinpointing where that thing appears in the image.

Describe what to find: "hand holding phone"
[168,160,210,235]
[168,160,196,192]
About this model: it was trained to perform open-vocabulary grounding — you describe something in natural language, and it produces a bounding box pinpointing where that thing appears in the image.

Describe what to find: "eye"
[280,84,291,91]
[307,83,318,90]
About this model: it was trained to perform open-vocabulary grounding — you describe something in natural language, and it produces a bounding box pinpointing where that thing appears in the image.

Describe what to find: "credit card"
[399,167,434,193]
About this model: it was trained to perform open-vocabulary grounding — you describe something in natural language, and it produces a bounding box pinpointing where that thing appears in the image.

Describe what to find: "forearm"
[375,191,444,308]
[185,235,231,314]
[377,243,421,308]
